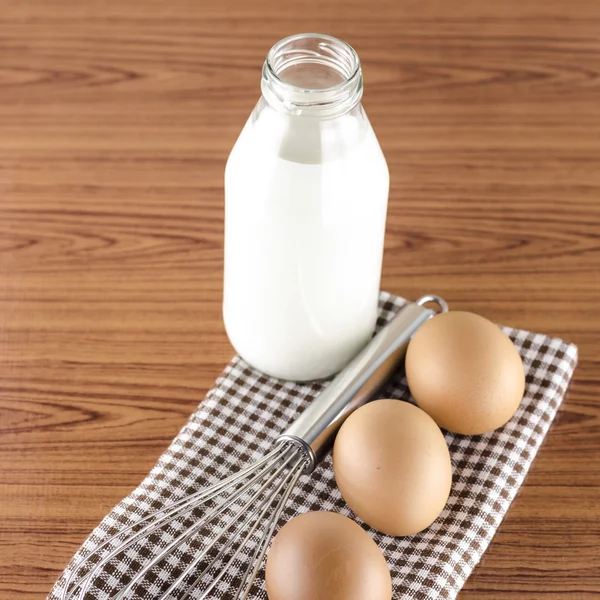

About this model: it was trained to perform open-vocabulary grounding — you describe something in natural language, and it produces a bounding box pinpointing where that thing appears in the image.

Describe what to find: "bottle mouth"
[262,33,363,117]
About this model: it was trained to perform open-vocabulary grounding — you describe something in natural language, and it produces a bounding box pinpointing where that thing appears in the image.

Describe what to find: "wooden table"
[1,1,599,598]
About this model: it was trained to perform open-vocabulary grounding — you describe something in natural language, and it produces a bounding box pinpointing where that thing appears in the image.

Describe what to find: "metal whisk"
[60,296,447,600]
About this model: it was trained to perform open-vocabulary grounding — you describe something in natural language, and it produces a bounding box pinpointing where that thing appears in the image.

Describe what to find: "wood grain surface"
[1,0,599,598]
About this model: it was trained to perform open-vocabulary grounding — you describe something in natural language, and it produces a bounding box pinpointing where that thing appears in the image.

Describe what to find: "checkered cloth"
[49,292,578,600]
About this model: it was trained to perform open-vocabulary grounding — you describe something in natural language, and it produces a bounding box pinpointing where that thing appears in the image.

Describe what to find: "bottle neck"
[261,33,363,119]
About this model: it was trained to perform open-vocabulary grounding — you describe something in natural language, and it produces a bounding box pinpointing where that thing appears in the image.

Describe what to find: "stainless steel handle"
[278,295,448,471]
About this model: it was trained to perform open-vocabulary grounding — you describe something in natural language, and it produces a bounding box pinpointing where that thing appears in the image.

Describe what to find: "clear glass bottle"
[223,33,389,381]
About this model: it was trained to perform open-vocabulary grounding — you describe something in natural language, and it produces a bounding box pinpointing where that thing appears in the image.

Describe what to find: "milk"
[223,104,389,381]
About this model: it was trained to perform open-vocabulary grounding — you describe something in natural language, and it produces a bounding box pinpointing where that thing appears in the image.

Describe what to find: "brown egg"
[333,400,452,536]
[265,511,392,600]
[405,310,525,435]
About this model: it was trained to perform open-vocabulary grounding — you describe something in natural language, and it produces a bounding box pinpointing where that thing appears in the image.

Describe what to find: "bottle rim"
[261,33,363,117]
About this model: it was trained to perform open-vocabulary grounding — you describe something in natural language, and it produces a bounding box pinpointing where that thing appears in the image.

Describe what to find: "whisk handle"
[277,295,448,471]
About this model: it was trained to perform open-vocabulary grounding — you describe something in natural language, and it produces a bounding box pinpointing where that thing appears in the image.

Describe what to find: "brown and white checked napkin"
[49,292,578,600]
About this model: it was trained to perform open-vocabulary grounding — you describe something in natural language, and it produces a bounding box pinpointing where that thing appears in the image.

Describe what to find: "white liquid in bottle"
[223,34,389,381]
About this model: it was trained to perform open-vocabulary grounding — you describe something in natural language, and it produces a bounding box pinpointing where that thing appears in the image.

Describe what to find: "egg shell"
[333,400,452,537]
[405,311,526,435]
[265,511,392,600]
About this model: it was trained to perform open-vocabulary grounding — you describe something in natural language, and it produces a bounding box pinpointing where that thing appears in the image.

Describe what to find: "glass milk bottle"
[224,33,389,381]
